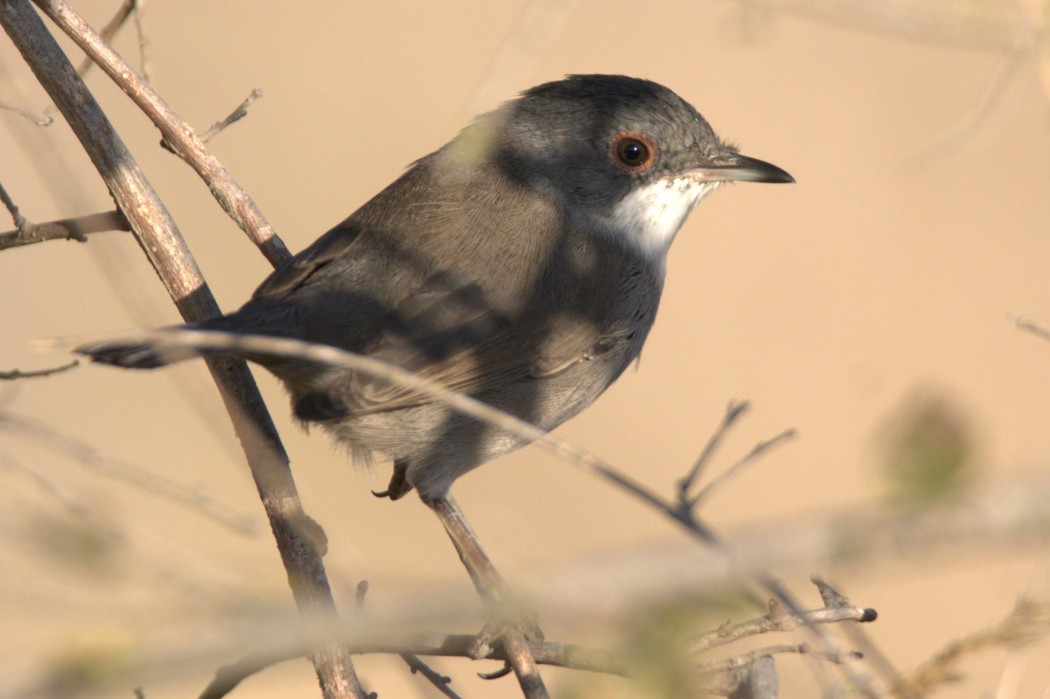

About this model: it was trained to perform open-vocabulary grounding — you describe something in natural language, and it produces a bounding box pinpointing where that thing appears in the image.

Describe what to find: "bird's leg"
[426,494,549,699]
[371,459,412,499]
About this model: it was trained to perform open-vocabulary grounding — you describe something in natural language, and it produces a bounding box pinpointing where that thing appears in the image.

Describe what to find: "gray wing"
[240,158,644,419]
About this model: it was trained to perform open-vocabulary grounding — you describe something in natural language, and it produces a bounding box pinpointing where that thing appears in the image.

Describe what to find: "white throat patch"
[599,177,721,279]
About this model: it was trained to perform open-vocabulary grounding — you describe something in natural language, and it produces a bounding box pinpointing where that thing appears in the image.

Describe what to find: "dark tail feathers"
[76,325,206,369]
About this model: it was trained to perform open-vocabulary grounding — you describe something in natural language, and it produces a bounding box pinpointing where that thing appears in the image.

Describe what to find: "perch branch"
[0,3,364,697]
[429,495,550,698]
[70,328,891,696]
[199,632,627,699]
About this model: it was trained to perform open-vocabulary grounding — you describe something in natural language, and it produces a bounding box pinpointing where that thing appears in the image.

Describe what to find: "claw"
[374,460,412,500]
[477,661,512,680]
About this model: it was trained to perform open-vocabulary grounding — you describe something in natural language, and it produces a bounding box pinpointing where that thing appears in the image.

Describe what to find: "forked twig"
[676,399,750,499]
[32,0,290,268]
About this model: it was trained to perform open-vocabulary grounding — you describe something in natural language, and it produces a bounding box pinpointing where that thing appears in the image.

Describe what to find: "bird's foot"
[467,613,545,660]
[371,461,412,500]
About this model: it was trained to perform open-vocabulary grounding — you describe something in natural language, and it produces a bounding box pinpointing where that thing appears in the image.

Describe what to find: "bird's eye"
[610,132,655,173]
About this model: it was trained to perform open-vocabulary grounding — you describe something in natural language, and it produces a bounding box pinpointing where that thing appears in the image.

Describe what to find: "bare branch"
[676,400,749,500]
[0,99,53,124]
[399,653,461,699]
[130,0,151,83]
[31,0,291,268]
[1015,315,1050,343]
[689,604,876,655]
[0,210,129,250]
[0,3,364,696]
[199,632,628,699]
[1,408,256,534]
[66,328,895,694]
[699,643,860,679]
[0,179,27,229]
[0,359,78,380]
[201,88,263,143]
[810,574,853,610]
[687,427,797,509]
[70,327,643,492]
[71,0,134,79]
[161,88,264,154]
[429,495,550,698]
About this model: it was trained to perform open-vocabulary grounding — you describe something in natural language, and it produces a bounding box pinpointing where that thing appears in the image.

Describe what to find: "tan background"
[2,1,1049,696]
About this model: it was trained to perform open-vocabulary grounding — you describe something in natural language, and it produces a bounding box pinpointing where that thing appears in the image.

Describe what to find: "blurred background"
[2,1,1049,696]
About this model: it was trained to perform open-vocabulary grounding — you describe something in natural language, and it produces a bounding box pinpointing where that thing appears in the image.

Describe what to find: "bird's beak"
[693,153,794,184]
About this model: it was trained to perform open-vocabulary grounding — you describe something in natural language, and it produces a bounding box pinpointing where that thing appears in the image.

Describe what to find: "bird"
[80,74,793,503]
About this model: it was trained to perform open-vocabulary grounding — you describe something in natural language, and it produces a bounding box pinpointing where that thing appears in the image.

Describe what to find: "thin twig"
[162,89,264,154]
[130,0,151,83]
[399,653,462,699]
[687,428,797,509]
[70,327,634,488]
[810,574,852,610]
[199,632,626,699]
[0,359,78,379]
[1,408,256,534]
[1015,315,1050,343]
[697,643,859,676]
[0,180,27,229]
[0,99,53,124]
[689,604,877,655]
[32,0,290,268]
[201,88,263,142]
[676,400,749,501]
[0,210,130,250]
[353,575,462,696]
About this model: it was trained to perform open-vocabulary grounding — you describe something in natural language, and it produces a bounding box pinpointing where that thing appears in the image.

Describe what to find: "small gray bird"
[82,75,792,502]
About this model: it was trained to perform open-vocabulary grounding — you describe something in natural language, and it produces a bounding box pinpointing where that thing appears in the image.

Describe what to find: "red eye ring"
[610,132,655,173]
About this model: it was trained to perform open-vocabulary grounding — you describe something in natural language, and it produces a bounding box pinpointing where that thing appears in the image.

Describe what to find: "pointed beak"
[693,153,794,184]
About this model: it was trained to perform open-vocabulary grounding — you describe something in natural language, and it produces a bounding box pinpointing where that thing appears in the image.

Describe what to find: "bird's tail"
[74,306,296,369]
[75,325,208,369]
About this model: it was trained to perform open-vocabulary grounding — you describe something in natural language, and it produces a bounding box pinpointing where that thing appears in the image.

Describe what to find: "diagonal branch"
[30,0,290,268]
[70,328,885,696]
[429,495,550,698]
[0,2,365,697]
